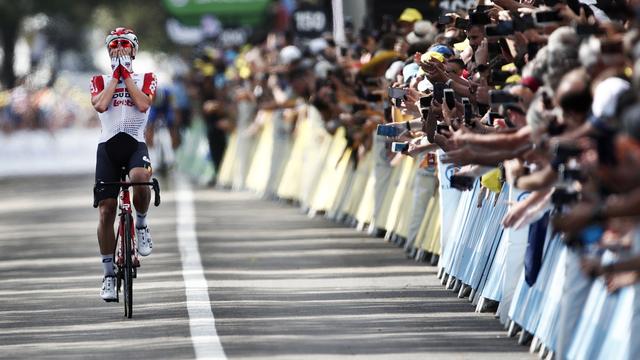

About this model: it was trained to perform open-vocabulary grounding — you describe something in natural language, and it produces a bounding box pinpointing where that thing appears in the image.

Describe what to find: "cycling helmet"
[105,27,139,56]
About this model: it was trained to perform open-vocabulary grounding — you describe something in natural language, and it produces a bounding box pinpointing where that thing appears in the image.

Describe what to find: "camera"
[485,21,514,37]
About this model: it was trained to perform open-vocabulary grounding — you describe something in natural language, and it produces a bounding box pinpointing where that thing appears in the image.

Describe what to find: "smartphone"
[436,124,449,135]
[534,11,562,26]
[514,14,535,32]
[438,15,453,25]
[463,102,474,126]
[454,18,470,30]
[488,112,501,126]
[488,41,501,58]
[433,82,445,104]
[450,174,475,190]
[376,124,403,137]
[600,40,623,54]
[444,88,455,109]
[475,5,493,13]
[421,108,429,121]
[541,91,553,110]
[527,42,540,58]
[490,90,519,104]
[419,95,433,108]
[469,11,491,26]
[485,21,514,37]
[388,87,407,100]
[391,142,409,153]
[576,24,604,36]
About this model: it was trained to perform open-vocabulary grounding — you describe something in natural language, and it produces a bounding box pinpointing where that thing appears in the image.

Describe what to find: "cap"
[430,44,454,58]
[279,45,302,65]
[402,63,420,82]
[406,20,434,45]
[398,8,423,23]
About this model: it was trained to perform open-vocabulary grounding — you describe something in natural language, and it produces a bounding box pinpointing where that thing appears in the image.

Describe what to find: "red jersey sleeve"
[90,75,105,97]
[142,73,158,97]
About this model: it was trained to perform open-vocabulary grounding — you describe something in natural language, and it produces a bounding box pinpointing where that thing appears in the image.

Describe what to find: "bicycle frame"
[115,185,139,270]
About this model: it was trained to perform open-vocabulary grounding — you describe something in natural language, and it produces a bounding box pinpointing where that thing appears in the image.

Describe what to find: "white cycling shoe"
[101,275,117,302]
[136,226,153,256]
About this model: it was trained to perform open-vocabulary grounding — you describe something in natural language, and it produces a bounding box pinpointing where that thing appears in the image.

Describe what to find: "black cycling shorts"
[94,132,152,202]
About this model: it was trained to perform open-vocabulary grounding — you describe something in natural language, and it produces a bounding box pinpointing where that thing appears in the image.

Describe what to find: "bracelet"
[446,79,453,87]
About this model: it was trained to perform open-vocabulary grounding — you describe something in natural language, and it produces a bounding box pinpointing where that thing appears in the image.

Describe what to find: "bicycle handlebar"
[93,178,161,208]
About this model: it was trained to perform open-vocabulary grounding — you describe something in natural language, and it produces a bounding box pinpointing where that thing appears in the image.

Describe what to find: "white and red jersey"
[90,72,157,143]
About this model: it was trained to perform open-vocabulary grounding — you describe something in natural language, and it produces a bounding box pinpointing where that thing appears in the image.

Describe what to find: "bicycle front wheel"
[123,214,134,318]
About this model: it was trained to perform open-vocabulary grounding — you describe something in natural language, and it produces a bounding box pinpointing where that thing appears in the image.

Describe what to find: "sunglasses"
[108,39,132,49]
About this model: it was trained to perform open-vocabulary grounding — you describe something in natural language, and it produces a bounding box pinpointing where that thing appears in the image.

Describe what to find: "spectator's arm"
[514,164,557,191]
[453,126,531,150]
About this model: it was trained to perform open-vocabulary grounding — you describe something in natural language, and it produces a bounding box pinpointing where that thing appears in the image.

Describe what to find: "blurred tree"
[0,0,170,89]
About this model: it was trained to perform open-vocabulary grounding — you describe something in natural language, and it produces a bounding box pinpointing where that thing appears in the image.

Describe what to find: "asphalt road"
[0,173,529,359]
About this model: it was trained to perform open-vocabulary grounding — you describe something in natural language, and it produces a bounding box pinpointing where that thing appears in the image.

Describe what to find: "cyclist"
[90,27,157,301]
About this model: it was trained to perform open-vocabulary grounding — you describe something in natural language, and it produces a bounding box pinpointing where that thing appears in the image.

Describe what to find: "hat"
[406,20,435,45]
[520,76,541,93]
[430,44,454,58]
[402,63,420,83]
[592,77,630,119]
[360,50,401,77]
[385,60,405,81]
[398,8,423,23]
[308,38,328,55]
[279,45,302,65]
[420,51,445,64]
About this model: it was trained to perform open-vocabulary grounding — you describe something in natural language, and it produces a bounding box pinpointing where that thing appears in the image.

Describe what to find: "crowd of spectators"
[189,1,640,358]
[0,74,98,133]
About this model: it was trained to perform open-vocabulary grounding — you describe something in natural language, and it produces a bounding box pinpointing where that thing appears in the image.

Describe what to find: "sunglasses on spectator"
[108,40,132,49]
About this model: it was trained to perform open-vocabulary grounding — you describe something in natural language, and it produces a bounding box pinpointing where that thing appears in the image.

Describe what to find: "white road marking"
[175,173,227,360]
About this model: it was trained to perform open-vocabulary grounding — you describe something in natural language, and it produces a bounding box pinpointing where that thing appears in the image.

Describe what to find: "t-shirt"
[90,72,157,143]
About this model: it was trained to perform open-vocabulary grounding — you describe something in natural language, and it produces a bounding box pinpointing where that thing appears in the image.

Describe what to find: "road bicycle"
[93,169,160,318]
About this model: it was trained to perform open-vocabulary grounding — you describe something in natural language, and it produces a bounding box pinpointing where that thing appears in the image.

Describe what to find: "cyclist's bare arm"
[92,77,119,113]
[124,77,153,113]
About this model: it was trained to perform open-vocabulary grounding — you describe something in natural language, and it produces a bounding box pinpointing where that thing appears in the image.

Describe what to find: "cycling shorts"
[94,132,152,202]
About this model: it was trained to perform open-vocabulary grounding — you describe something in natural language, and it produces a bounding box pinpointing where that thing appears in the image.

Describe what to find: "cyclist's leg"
[95,142,120,300]
[95,142,120,257]
[128,142,152,214]
[129,142,154,256]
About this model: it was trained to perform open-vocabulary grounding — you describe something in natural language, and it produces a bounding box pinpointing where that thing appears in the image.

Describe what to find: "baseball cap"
[398,8,423,23]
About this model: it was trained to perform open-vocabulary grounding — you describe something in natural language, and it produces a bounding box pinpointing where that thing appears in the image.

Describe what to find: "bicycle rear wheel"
[123,214,134,318]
